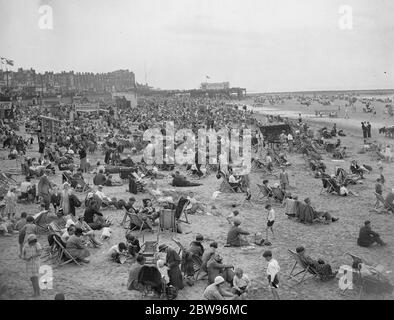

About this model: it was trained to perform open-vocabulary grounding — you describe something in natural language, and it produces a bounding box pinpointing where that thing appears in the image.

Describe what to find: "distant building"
[0,68,136,97]
[200,82,230,90]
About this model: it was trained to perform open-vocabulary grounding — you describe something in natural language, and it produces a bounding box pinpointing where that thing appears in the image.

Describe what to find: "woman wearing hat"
[22,234,43,297]
[66,227,91,263]
[158,244,184,290]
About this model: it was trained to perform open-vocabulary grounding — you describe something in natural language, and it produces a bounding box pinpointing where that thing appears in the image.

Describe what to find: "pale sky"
[0,0,393,92]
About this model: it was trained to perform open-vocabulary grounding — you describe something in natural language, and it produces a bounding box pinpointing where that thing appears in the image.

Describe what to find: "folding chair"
[33,210,50,233]
[129,213,153,232]
[53,237,82,267]
[159,209,177,233]
[343,252,389,299]
[320,178,336,195]
[177,200,190,224]
[288,250,318,287]
[140,232,159,265]
[373,192,394,213]
[220,178,237,193]
[256,184,270,202]
[172,237,202,277]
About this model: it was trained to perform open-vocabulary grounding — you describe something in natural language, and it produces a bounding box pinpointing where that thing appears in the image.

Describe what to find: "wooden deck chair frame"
[128,213,153,232]
[256,184,270,202]
[159,209,177,233]
[172,237,203,279]
[288,250,318,287]
[320,178,336,195]
[222,178,238,193]
[374,192,394,213]
[178,200,190,224]
[33,210,50,233]
[53,236,82,267]
[140,232,159,264]
[342,252,388,299]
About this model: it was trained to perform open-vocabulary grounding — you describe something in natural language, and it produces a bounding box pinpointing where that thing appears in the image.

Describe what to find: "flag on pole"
[5,59,14,66]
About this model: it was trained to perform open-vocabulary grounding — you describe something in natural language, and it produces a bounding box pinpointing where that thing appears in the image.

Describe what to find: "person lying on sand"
[171,171,202,187]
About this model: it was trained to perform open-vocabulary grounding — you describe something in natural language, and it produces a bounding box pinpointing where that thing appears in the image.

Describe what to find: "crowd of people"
[0,94,393,300]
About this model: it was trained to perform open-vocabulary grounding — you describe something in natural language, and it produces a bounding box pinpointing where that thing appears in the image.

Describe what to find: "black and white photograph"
[0,0,393,303]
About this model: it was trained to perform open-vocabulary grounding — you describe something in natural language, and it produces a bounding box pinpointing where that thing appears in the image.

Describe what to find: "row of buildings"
[0,68,135,97]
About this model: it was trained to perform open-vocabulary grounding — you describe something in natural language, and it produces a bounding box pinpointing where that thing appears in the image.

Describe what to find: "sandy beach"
[1,97,393,301]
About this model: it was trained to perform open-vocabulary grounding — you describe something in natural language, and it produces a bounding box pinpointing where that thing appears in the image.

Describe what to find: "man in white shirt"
[263,250,280,300]
[287,133,294,152]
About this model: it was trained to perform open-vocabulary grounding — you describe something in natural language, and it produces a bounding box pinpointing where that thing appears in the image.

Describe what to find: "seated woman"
[295,246,336,281]
[74,215,103,247]
[66,227,90,263]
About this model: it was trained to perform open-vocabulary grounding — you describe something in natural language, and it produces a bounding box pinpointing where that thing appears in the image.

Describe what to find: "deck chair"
[256,184,270,202]
[73,177,92,193]
[344,252,391,298]
[159,209,177,233]
[129,213,153,232]
[140,232,159,265]
[373,192,394,213]
[320,178,336,195]
[172,237,202,276]
[288,250,318,287]
[33,210,50,233]
[176,199,190,224]
[53,236,82,267]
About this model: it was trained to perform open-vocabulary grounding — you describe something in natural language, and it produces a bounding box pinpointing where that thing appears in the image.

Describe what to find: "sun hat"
[214,276,225,285]
[27,234,37,243]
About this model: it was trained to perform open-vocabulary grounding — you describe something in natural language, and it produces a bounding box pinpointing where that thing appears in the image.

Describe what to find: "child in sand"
[226,210,240,225]
[157,259,169,284]
[232,268,250,300]
[265,204,275,241]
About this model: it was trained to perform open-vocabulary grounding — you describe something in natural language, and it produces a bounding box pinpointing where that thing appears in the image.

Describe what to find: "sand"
[1,98,393,300]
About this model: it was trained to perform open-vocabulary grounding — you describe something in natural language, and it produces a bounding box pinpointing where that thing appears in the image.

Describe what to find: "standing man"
[279,166,289,191]
[263,250,280,300]
[361,122,367,140]
[287,132,294,153]
[79,145,87,173]
[38,136,46,162]
[367,122,372,139]
[344,104,350,119]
